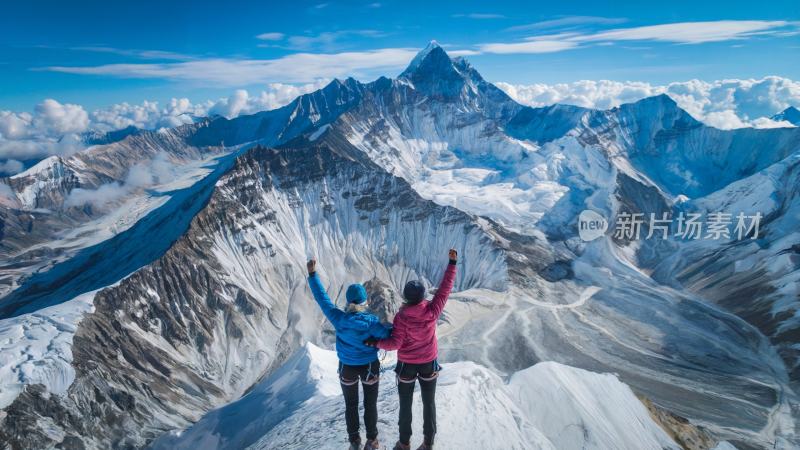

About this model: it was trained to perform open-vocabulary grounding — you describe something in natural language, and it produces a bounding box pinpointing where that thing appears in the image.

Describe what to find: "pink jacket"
[377,262,457,363]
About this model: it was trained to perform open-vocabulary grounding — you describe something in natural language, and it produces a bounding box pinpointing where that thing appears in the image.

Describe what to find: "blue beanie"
[403,280,426,304]
[346,283,367,304]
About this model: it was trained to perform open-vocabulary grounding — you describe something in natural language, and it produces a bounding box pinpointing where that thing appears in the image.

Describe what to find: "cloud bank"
[481,20,799,54]
[496,76,800,129]
[64,152,177,209]
[45,48,417,86]
[0,81,326,170]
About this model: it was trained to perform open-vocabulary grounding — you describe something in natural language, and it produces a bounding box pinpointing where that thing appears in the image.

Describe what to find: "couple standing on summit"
[306,249,458,450]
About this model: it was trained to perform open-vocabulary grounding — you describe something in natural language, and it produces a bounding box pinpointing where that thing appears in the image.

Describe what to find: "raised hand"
[307,258,317,274]
[449,248,458,261]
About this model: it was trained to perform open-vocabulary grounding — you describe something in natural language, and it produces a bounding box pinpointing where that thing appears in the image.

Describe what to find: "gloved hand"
[307,258,316,274]
[449,248,457,264]
[364,338,378,348]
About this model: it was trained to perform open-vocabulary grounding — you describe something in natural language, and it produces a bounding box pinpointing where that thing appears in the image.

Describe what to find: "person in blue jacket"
[307,258,391,450]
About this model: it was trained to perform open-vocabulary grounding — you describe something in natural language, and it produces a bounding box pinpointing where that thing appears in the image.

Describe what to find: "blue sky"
[1,0,799,111]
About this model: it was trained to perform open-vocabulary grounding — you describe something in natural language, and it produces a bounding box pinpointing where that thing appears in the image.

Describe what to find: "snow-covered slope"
[649,150,800,378]
[0,290,97,409]
[153,343,679,450]
[509,360,679,450]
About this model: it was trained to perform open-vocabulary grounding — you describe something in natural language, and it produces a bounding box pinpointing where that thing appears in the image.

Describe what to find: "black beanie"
[403,280,426,304]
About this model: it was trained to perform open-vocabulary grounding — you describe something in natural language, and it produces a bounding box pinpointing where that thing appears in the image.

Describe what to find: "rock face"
[1,42,800,450]
[638,395,717,450]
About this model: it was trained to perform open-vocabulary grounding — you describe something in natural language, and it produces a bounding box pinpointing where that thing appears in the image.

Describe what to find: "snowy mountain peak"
[399,42,466,87]
[640,93,679,108]
[326,76,360,89]
[397,41,493,102]
[771,105,800,125]
[82,125,140,146]
[617,93,701,127]
[9,155,64,180]
[401,40,443,75]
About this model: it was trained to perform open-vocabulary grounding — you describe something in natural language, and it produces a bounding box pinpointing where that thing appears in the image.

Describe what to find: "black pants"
[395,360,441,446]
[340,360,381,443]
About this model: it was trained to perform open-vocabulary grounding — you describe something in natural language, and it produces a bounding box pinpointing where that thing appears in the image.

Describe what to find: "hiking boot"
[363,438,380,450]
[415,444,432,450]
[348,437,362,450]
[392,441,411,450]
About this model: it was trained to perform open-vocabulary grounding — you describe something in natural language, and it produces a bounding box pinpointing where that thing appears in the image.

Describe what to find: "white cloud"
[208,81,328,119]
[35,21,800,89]
[496,80,657,109]
[447,49,482,57]
[69,46,195,61]
[125,164,155,187]
[32,100,89,136]
[481,20,799,55]
[125,152,176,187]
[496,76,800,129]
[580,20,790,44]
[751,117,794,128]
[210,89,250,119]
[0,101,88,162]
[0,111,32,139]
[702,110,748,129]
[479,40,579,54]
[0,134,84,161]
[285,30,386,51]
[44,48,417,85]
[90,98,208,132]
[0,159,23,175]
[64,152,178,209]
[64,181,127,209]
[87,81,330,129]
[0,82,328,171]
[255,32,285,41]
[506,16,627,32]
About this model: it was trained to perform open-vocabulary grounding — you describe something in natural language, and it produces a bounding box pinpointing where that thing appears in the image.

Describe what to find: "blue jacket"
[308,273,391,365]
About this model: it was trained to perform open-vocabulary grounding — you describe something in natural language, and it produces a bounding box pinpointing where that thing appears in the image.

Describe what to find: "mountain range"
[0,41,798,450]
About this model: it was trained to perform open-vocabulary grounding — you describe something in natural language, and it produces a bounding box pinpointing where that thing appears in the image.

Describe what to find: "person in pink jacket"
[366,249,457,450]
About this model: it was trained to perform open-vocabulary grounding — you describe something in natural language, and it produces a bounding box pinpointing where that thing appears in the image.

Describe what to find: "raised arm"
[306,258,345,328]
[428,249,458,319]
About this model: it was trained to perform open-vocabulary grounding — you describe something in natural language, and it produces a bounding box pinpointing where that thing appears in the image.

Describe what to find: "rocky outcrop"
[638,395,716,450]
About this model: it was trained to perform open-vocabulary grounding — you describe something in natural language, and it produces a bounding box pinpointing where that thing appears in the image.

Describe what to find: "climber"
[365,248,458,450]
[307,258,392,450]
